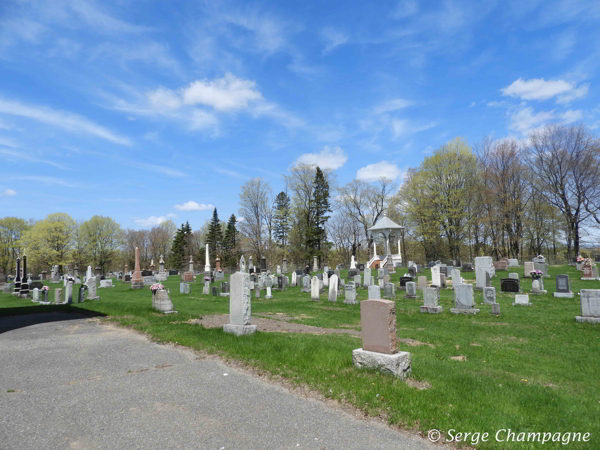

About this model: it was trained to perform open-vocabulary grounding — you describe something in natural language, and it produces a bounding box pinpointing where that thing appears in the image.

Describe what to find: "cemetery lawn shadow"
[1,264,599,450]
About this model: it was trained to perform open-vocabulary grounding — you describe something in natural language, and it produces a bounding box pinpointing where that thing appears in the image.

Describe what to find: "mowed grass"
[1,265,599,449]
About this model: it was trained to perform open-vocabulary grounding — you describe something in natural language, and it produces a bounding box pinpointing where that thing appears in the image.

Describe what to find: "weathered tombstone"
[254,286,260,298]
[87,278,99,300]
[310,276,320,301]
[405,282,417,299]
[475,256,495,278]
[513,294,531,306]
[462,263,473,272]
[78,285,86,303]
[143,276,156,286]
[417,276,428,290]
[494,260,508,271]
[291,271,297,287]
[483,286,496,305]
[352,299,412,378]
[212,286,218,296]
[452,283,480,314]
[576,290,600,324]
[353,274,361,286]
[220,282,230,297]
[312,256,319,272]
[440,274,447,289]
[421,287,442,313]
[554,275,573,298]
[407,266,416,278]
[301,275,311,293]
[491,303,501,315]
[224,272,256,335]
[131,247,144,289]
[475,268,490,290]
[32,288,40,302]
[500,278,520,293]
[99,279,113,288]
[431,265,442,287]
[439,265,448,277]
[152,288,177,314]
[531,278,547,295]
[54,288,62,304]
[344,283,357,305]
[523,262,534,277]
[383,283,395,299]
[450,268,461,286]
[508,273,519,280]
[363,267,371,286]
[368,285,381,300]
[180,282,190,294]
[323,272,329,287]
[328,274,338,302]
[265,286,272,299]
[508,259,519,267]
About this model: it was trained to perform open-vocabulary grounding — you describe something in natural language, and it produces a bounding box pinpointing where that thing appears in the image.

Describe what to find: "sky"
[1,0,600,231]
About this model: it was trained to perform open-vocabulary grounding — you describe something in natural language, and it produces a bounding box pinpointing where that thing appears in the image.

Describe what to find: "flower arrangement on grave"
[576,255,585,263]
[42,286,49,291]
[204,276,210,282]
[529,269,543,279]
[583,258,596,268]
[150,283,164,294]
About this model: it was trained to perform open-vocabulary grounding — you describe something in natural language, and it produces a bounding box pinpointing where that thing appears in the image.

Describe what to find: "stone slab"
[420,306,443,314]
[575,316,600,324]
[450,308,480,315]
[352,348,412,379]
[223,324,258,336]
[554,292,574,298]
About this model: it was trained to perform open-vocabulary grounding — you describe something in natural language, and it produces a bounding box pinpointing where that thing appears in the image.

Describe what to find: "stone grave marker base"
[575,316,600,324]
[131,281,144,289]
[352,348,412,378]
[223,324,257,336]
[420,306,443,314]
[554,292,574,298]
[450,308,480,315]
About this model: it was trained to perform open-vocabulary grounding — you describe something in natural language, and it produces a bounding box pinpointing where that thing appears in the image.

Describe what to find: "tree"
[80,216,123,273]
[148,220,176,263]
[20,213,76,271]
[273,191,291,247]
[308,167,332,262]
[170,222,192,270]
[238,178,271,262]
[524,124,598,258]
[206,209,223,266]
[223,214,238,268]
[0,217,30,275]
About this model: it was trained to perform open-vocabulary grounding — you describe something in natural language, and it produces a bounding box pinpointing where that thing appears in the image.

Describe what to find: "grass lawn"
[1,265,599,449]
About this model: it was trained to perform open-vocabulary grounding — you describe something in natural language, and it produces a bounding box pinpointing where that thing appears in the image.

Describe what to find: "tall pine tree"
[206,208,223,266]
[223,214,238,268]
[308,167,331,264]
[170,221,192,270]
[273,191,291,247]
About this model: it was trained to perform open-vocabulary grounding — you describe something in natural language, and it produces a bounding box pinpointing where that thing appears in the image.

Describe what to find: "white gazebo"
[367,214,405,269]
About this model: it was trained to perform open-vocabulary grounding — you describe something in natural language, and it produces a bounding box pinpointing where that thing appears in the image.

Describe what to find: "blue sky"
[1,0,599,230]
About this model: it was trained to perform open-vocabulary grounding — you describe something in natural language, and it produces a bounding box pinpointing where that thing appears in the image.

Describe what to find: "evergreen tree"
[206,208,223,266]
[273,191,291,247]
[223,214,238,268]
[308,167,331,262]
[170,222,192,270]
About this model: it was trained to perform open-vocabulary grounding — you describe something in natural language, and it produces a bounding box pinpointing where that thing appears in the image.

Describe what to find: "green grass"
[1,266,599,449]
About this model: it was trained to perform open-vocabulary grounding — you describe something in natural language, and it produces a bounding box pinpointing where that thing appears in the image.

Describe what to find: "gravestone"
[354,274,361,286]
[576,290,600,324]
[99,279,113,288]
[407,266,416,278]
[143,276,156,286]
[483,286,496,305]
[494,260,508,271]
[554,274,573,298]
[475,268,490,290]
[323,272,329,287]
[352,299,412,378]
[29,281,43,291]
[475,256,495,278]
[421,287,442,314]
[32,288,40,302]
[212,286,218,296]
[508,259,519,267]
[301,275,311,293]
[431,265,442,287]
[328,274,338,302]
[368,285,381,300]
[491,303,501,315]
[363,267,371,286]
[417,276,428,290]
[462,263,473,272]
[452,283,480,314]
[220,282,230,297]
[291,271,297,287]
[311,276,320,301]
[87,278,99,300]
[399,276,412,290]
[254,286,260,298]
[508,273,519,280]
[383,283,395,299]
[439,265,448,277]
[224,272,256,335]
[168,270,178,276]
[531,278,547,295]
[405,282,417,299]
[500,278,520,293]
[440,274,447,289]
[152,289,177,314]
[344,283,357,305]
[180,283,190,294]
[523,262,534,277]
[54,288,62,304]
[451,269,461,286]
[78,285,86,303]
[513,294,531,306]
[265,286,272,299]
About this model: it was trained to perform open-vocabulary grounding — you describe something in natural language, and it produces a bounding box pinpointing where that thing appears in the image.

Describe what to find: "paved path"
[0,313,437,450]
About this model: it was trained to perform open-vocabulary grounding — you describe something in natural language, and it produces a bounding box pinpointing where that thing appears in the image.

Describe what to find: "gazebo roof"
[368,215,404,232]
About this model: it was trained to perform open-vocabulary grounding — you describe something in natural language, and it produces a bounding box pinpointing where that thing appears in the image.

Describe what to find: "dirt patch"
[470,343,482,347]
[255,313,315,322]
[450,355,467,361]
[398,338,435,348]
[405,379,431,390]
[185,314,360,336]
[544,383,559,388]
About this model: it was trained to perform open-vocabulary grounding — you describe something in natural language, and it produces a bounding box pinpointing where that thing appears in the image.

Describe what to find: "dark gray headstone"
[500,278,520,293]
[555,275,570,293]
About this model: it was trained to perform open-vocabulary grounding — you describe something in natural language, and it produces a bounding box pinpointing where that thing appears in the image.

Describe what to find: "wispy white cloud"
[215,168,246,179]
[0,98,132,146]
[320,27,349,54]
[134,213,177,227]
[501,78,588,103]
[374,98,415,115]
[182,73,263,111]
[391,119,437,139]
[0,148,67,169]
[508,107,555,134]
[357,161,405,182]
[3,175,80,188]
[174,201,214,211]
[560,109,583,123]
[294,146,348,170]
[0,188,16,197]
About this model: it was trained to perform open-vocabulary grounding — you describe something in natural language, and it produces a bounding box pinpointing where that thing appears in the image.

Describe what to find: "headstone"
[220,282,230,297]
[421,287,442,313]
[508,259,519,267]
[475,268,490,290]
[32,288,40,302]
[99,279,113,288]
[328,274,338,302]
[352,300,412,378]
[483,287,496,305]
[554,274,573,298]
[291,271,297,287]
[513,294,531,306]
[417,276,428,290]
[344,283,357,304]
[224,272,257,335]
[143,276,157,286]
[494,260,508,271]
[265,286,272,299]
[368,285,381,300]
[405,282,417,299]
[301,275,311,293]
[152,289,177,313]
[399,276,412,290]
[431,265,442,287]
[523,262,534,277]
[180,283,190,294]
[452,283,480,314]
[78,285,86,303]
[323,272,329,287]
[131,247,144,289]
[576,290,600,323]
[54,288,62,304]
[450,268,461,286]
[87,277,99,300]
[475,256,495,278]
[353,274,361,286]
[461,263,473,272]
[500,278,520,293]
[363,267,371,286]
[310,276,320,301]
[212,286,218,296]
[383,283,395,299]
[531,278,547,295]
[491,303,501,315]
[312,256,318,272]
[508,273,519,280]
[215,270,225,281]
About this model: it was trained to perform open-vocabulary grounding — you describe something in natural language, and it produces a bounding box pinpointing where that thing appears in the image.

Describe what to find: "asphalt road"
[0,312,437,450]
